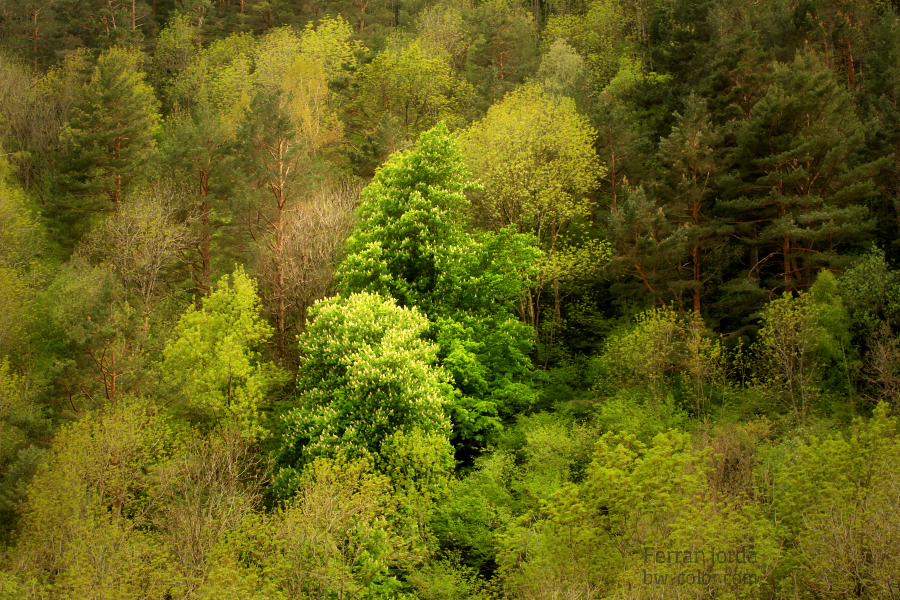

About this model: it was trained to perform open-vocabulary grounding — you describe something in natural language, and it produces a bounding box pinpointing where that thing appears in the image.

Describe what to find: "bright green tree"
[161,267,284,440]
[336,123,541,452]
[460,84,603,340]
[274,292,451,498]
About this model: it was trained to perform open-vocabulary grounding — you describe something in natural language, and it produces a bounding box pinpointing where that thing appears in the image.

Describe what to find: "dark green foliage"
[51,47,159,246]
[721,52,888,294]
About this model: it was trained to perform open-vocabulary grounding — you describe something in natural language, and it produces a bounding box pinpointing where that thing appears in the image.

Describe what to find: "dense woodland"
[1,0,900,596]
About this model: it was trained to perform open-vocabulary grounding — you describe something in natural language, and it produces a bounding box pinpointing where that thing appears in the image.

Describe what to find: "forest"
[1,0,900,596]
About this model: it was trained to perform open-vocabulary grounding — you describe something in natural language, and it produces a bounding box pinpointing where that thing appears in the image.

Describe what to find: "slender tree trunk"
[692,196,701,314]
[199,169,211,294]
[783,235,792,291]
[269,142,288,358]
[32,9,40,76]
[693,244,701,314]
[609,138,619,214]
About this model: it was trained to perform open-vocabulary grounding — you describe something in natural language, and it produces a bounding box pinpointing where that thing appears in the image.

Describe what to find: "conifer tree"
[656,95,730,314]
[721,52,887,292]
[52,47,159,243]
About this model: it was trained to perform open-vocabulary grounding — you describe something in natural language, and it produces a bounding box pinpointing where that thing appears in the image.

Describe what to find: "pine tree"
[0,0,61,75]
[655,95,730,314]
[52,47,159,244]
[721,52,888,292]
[238,89,311,359]
[605,186,672,307]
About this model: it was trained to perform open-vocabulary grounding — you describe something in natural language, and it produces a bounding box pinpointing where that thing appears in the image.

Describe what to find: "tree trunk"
[32,9,40,76]
[692,244,701,314]
[198,169,211,294]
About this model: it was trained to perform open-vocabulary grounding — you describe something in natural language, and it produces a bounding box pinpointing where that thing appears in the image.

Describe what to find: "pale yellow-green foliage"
[12,399,174,598]
[537,38,591,101]
[461,83,601,242]
[0,158,42,357]
[498,430,778,600]
[197,456,415,599]
[381,428,455,550]
[253,18,358,153]
[152,430,265,597]
[352,41,475,143]
[543,0,639,86]
[299,16,361,78]
[161,268,285,440]
[755,272,851,426]
[203,37,256,133]
[775,403,900,598]
[416,3,468,66]
[600,307,724,409]
[254,27,303,91]
[165,32,256,133]
[537,237,611,289]
[81,182,197,316]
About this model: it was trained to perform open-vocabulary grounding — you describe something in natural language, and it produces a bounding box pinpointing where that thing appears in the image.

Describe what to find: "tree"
[336,123,541,451]
[347,41,474,170]
[462,0,539,109]
[52,0,152,50]
[460,84,602,339]
[161,32,257,294]
[161,267,284,440]
[12,398,174,597]
[0,156,42,358]
[655,94,730,314]
[81,181,197,328]
[0,358,51,543]
[238,90,313,359]
[776,403,900,598]
[162,109,236,295]
[605,186,672,307]
[202,455,415,599]
[543,0,638,87]
[240,21,357,357]
[498,429,777,599]
[536,39,592,108]
[721,52,887,293]
[275,292,451,497]
[43,258,148,409]
[1,50,87,195]
[0,0,60,75]
[152,430,264,596]
[53,46,159,244]
[280,180,357,329]
[755,272,851,427]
